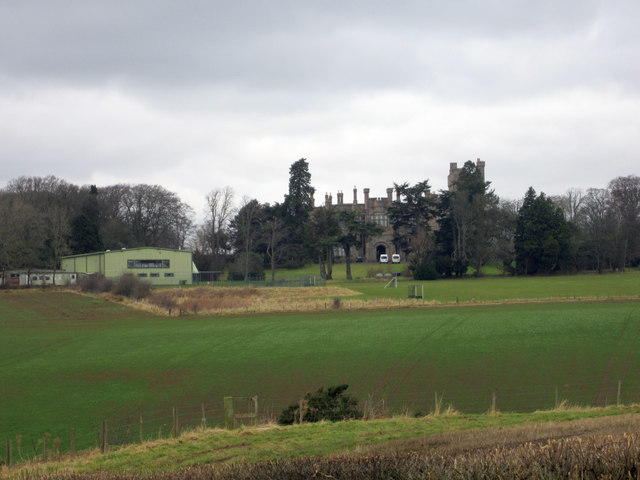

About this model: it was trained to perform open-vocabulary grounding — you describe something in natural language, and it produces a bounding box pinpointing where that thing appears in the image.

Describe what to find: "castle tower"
[476,158,485,179]
[448,158,485,191]
[447,162,459,190]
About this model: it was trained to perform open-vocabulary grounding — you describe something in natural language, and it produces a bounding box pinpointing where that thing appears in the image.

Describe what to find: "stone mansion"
[318,159,485,263]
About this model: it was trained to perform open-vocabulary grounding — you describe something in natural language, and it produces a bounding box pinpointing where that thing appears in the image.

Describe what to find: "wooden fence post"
[42,433,49,459]
[298,398,308,424]
[139,416,144,444]
[224,397,234,430]
[53,438,61,460]
[70,429,76,457]
[253,396,259,426]
[100,420,108,454]
[172,407,179,438]
[617,380,622,406]
[201,403,207,429]
[5,439,11,467]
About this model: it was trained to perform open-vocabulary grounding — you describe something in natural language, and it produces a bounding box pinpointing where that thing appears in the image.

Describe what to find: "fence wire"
[3,380,640,465]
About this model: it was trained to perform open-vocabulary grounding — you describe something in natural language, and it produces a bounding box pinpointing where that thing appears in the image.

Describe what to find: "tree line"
[425,162,640,278]
[1,159,638,280]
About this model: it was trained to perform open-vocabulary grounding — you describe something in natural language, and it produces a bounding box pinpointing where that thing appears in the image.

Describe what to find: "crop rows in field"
[2,289,640,459]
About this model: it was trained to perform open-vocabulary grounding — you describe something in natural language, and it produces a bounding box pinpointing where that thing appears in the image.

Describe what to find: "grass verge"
[3,405,640,477]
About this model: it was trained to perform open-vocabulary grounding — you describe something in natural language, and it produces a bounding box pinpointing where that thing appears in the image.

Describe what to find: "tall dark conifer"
[70,185,104,254]
[283,158,315,254]
[515,187,570,274]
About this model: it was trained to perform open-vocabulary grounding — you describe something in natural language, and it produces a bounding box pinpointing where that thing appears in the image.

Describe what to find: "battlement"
[448,158,485,190]
[320,159,486,262]
[324,186,398,207]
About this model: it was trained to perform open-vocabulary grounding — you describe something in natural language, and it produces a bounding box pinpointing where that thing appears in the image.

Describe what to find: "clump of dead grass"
[140,286,372,315]
[104,283,447,316]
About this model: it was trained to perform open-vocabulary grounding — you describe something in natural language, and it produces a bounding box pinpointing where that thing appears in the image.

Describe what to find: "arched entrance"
[376,244,387,261]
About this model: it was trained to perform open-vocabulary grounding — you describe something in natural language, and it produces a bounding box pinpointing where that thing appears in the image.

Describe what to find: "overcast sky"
[1,1,639,219]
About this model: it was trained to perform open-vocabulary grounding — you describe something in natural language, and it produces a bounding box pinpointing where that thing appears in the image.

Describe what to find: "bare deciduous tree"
[231,197,263,282]
[202,187,235,270]
[552,188,584,223]
[580,188,614,273]
[117,184,193,248]
[608,175,640,269]
[44,204,71,284]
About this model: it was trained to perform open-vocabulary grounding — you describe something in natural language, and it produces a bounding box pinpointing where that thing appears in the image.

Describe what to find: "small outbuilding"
[60,247,198,286]
[0,270,78,287]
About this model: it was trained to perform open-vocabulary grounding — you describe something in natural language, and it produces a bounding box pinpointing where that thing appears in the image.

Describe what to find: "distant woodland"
[1,159,638,280]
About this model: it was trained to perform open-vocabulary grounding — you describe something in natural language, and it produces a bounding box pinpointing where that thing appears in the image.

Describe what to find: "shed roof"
[61,247,193,259]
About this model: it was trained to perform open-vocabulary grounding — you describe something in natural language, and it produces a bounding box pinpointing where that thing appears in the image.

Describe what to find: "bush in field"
[112,274,151,299]
[78,274,113,293]
[279,384,361,425]
[413,258,439,280]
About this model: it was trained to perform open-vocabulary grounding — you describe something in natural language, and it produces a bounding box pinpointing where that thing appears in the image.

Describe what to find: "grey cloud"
[1,0,639,210]
[3,0,636,98]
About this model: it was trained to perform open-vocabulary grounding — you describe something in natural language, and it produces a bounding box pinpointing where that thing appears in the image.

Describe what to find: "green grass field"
[279,265,640,303]
[2,280,640,458]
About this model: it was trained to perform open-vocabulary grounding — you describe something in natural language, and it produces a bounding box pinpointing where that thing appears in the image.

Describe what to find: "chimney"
[363,188,370,205]
[337,191,344,205]
[353,186,358,204]
[386,187,393,202]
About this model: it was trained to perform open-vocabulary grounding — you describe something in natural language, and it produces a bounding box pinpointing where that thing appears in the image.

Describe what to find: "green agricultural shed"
[60,247,198,286]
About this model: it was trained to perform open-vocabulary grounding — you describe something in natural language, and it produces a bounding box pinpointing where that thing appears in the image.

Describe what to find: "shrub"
[150,291,178,314]
[279,385,361,425]
[112,274,151,299]
[413,258,438,281]
[78,274,113,293]
[452,258,469,276]
[435,255,453,277]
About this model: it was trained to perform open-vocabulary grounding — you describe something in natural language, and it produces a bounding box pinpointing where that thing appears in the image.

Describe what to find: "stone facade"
[324,186,399,263]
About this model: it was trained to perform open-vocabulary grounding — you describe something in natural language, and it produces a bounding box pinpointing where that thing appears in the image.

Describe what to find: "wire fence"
[4,379,640,466]
[194,273,326,288]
